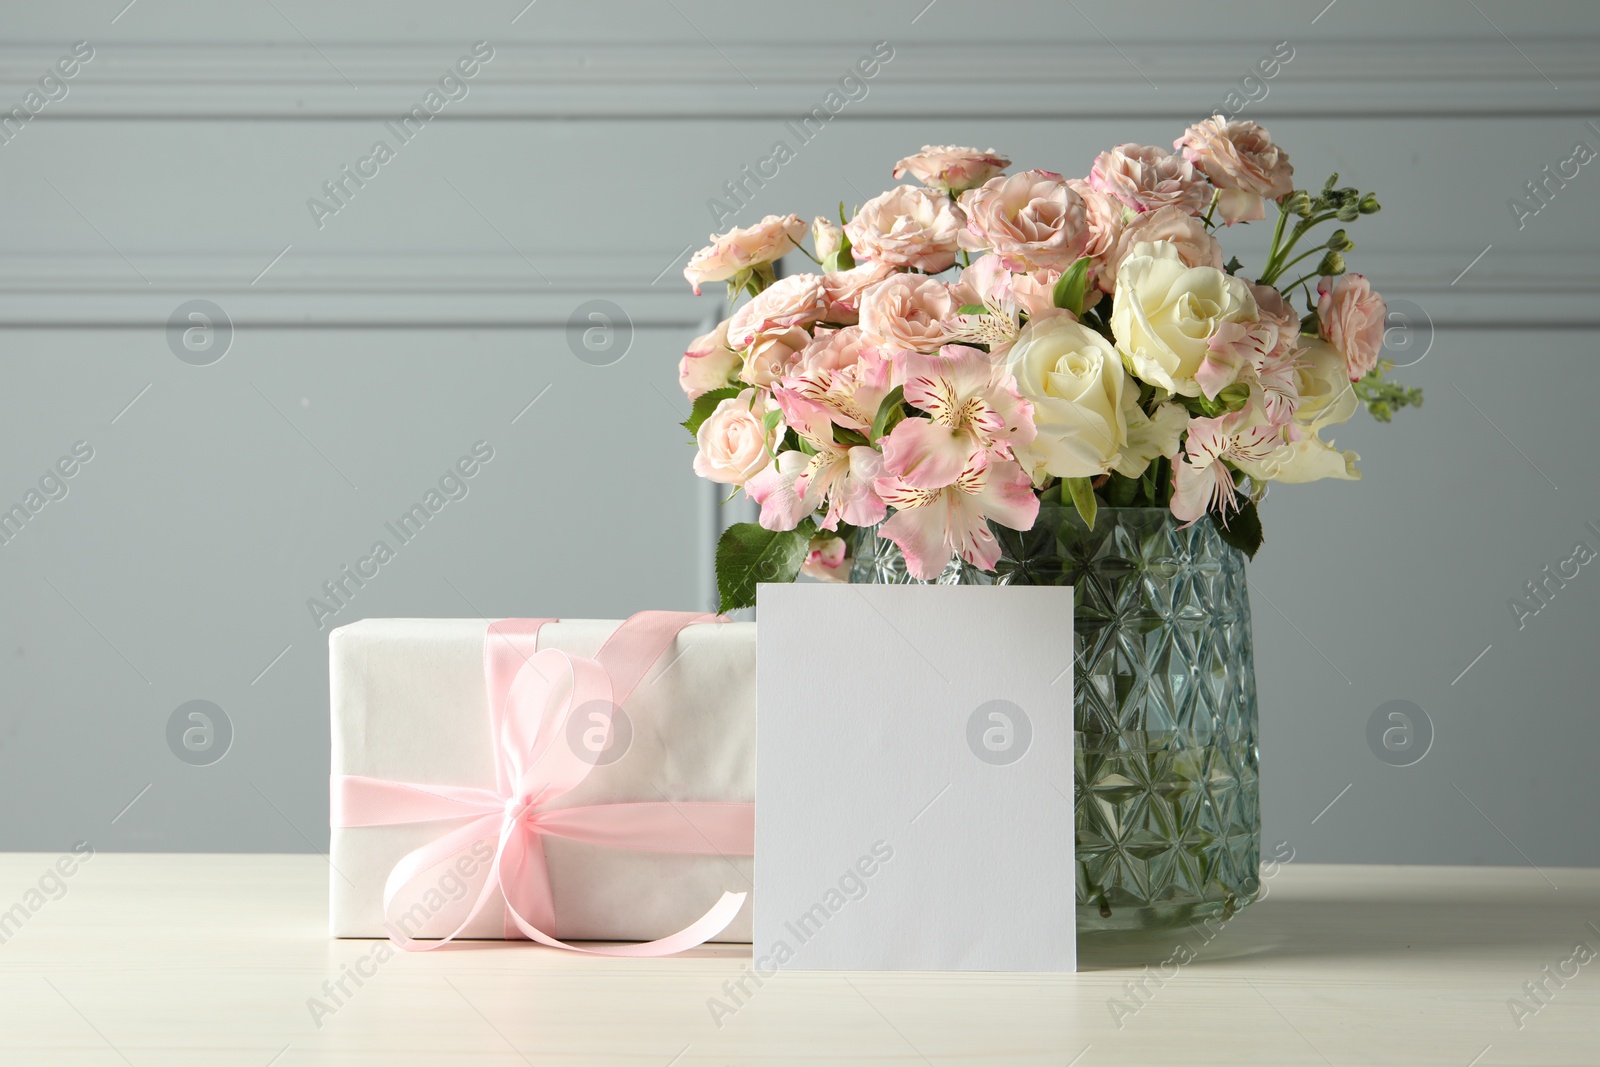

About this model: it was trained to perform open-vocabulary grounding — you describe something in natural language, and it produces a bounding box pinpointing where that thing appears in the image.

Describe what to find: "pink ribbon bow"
[331,611,753,955]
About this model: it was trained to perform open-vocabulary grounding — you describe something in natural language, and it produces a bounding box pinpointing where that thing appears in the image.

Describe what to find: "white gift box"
[328,617,756,942]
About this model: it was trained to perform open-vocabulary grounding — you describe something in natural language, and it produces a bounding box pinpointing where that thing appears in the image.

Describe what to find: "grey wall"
[0,1,1596,868]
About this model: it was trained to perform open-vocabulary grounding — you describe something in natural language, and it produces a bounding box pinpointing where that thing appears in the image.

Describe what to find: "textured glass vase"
[850,505,1261,934]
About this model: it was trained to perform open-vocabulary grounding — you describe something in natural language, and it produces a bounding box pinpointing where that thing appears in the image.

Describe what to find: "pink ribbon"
[332,611,753,955]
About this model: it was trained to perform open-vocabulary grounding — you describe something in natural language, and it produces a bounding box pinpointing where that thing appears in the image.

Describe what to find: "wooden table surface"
[0,853,1595,1065]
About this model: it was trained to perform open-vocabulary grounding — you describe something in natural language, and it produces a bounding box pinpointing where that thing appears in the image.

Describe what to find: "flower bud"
[1359,193,1381,214]
[1325,228,1354,252]
[1282,190,1313,217]
[812,216,844,261]
[1335,201,1360,222]
[1316,251,1346,276]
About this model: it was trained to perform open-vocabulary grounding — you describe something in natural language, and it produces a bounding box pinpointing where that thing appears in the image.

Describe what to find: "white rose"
[1007,318,1129,479]
[1111,241,1258,397]
[692,389,783,486]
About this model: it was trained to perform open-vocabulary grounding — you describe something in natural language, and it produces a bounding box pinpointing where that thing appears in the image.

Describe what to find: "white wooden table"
[0,854,1594,1065]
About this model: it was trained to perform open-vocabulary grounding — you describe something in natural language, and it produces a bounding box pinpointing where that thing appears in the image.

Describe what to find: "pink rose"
[794,326,877,376]
[1067,178,1130,293]
[739,326,812,387]
[820,260,897,323]
[726,274,829,349]
[683,214,806,295]
[1317,273,1386,380]
[1175,117,1294,225]
[845,185,965,273]
[800,533,850,582]
[858,273,955,355]
[692,389,784,486]
[958,170,1089,272]
[678,319,741,399]
[892,145,1011,193]
[1106,206,1224,282]
[1089,144,1214,216]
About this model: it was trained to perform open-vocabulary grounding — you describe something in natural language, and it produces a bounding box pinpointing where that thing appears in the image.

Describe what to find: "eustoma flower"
[845,185,965,272]
[875,455,1040,580]
[958,170,1089,272]
[1316,273,1387,380]
[1174,117,1294,225]
[893,145,1011,193]
[683,214,806,295]
[1089,145,1214,216]
[880,346,1036,489]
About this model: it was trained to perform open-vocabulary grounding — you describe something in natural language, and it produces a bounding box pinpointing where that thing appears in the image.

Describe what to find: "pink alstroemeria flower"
[874,455,1040,580]
[1197,321,1303,429]
[880,346,1036,490]
[774,348,895,434]
[747,390,887,533]
[1170,412,1286,525]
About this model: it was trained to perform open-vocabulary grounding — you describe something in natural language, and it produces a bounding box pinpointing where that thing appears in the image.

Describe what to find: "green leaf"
[1105,472,1139,508]
[1224,255,1244,276]
[681,386,742,438]
[715,519,815,613]
[869,385,906,442]
[1064,477,1098,531]
[1051,256,1093,316]
[955,303,987,316]
[1213,499,1263,560]
[1216,382,1252,411]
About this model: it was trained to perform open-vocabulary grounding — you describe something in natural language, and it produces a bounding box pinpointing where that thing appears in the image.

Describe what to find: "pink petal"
[972,458,1040,533]
[881,417,976,489]
[878,500,954,581]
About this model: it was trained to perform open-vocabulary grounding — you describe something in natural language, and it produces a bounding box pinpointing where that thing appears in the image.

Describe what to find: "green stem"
[1262,201,1292,278]
[1262,211,1339,283]
[1279,269,1323,295]
[1268,243,1329,280]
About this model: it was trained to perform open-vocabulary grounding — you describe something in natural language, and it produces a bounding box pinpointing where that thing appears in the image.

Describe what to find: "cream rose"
[1174,117,1294,225]
[1111,242,1258,396]
[858,273,955,355]
[1317,273,1386,380]
[958,170,1088,272]
[679,319,740,399]
[683,214,805,295]
[1006,318,1129,479]
[1089,144,1214,216]
[844,185,964,272]
[693,389,784,486]
[892,145,1010,193]
[726,274,828,349]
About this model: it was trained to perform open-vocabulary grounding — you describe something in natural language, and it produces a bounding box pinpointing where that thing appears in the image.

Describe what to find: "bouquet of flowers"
[678,120,1421,611]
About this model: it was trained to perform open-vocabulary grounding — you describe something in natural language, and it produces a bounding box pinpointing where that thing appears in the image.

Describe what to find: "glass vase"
[850,505,1261,934]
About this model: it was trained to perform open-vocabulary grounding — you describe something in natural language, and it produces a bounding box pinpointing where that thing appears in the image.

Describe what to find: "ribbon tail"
[380,813,504,953]
[502,890,749,958]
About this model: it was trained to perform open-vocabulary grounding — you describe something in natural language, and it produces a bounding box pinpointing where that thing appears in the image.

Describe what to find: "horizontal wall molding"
[0,249,1591,328]
[0,39,1594,119]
